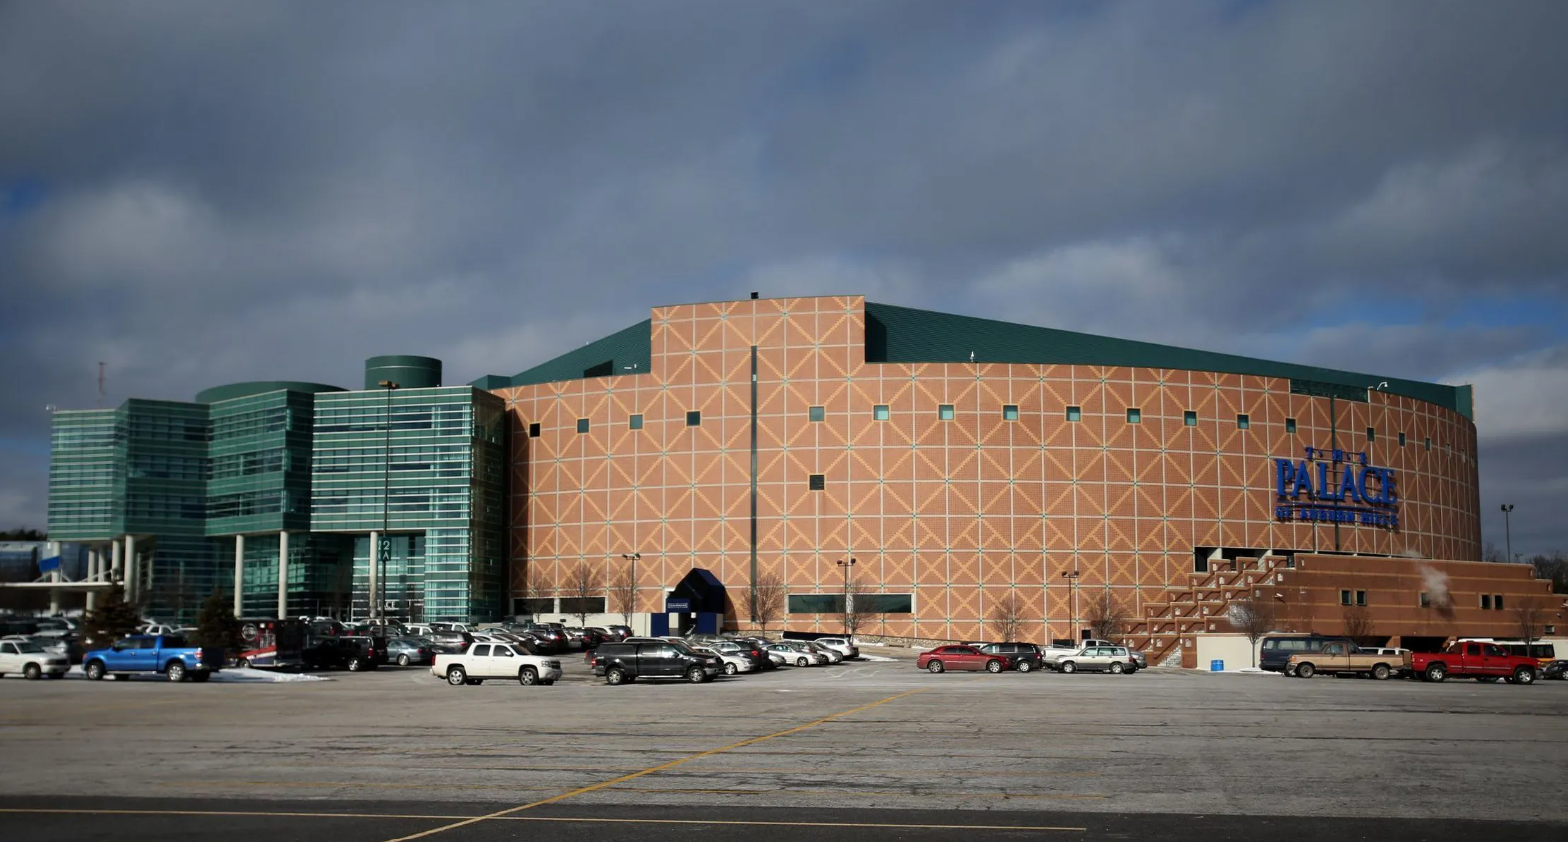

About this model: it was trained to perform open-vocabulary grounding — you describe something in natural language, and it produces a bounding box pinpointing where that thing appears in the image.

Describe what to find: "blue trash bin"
[1210,659,1224,672]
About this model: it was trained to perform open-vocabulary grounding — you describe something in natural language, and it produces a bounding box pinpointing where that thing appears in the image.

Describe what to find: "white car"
[432,642,562,686]
[0,638,70,680]
[697,644,758,675]
[803,642,843,664]
[814,637,859,659]
[1053,645,1138,675]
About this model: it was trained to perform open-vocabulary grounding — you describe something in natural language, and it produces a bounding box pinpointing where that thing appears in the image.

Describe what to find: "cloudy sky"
[2,2,1565,556]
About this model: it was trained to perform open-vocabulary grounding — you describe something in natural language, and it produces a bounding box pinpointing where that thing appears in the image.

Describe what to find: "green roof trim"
[195,381,345,404]
[505,319,652,387]
[864,302,1471,419]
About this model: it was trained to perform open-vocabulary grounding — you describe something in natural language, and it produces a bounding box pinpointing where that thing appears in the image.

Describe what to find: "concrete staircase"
[1125,556,1292,667]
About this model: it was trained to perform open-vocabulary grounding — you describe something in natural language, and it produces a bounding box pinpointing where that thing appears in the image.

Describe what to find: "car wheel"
[986,659,1003,674]
[686,666,706,684]
[1425,664,1447,682]
[519,667,538,686]
[1372,664,1391,681]
[1110,662,1125,675]
[1060,661,1076,674]
[927,660,945,673]
[347,657,364,672]
[235,658,250,669]
[606,667,626,686]
[1016,660,1034,673]
[724,662,737,675]
[797,657,809,667]
[23,663,41,681]
[1284,665,1297,677]
[397,654,411,667]
[1514,667,1536,685]
[446,666,467,686]
[1297,663,1316,679]
[165,662,186,682]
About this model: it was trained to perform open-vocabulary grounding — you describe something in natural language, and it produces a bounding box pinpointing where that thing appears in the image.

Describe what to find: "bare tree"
[1342,605,1374,641]
[988,593,1026,643]
[564,562,598,626]
[1085,591,1128,642]
[1515,598,1549,645]
[747,571,787,634]
[842,579,878,638]
[1530,551,1568,594]
[606,569,637,626]
[1481,541,1507,563]
[1227,594,1277,667]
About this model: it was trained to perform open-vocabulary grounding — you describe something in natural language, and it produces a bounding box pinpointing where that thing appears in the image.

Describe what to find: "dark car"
[1259,634,1355,674]
[386,637,436,667]
[978,642,1045,673]
[516,623,565,653]
[592,640,724,684]
[303,635,384,671]
[1541,660,1567,681]
[603,625,632,642]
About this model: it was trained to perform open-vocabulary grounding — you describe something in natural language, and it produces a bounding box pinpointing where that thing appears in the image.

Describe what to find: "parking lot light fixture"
[378,379,399,623]
[1061,570,1080,642]
[837,558,857,635]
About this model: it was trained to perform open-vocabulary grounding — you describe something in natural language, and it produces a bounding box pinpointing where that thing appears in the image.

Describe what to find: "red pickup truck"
[1406,641,1541,685]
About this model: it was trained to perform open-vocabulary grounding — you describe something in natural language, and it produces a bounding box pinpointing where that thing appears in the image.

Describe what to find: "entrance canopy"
[666,567,727,614]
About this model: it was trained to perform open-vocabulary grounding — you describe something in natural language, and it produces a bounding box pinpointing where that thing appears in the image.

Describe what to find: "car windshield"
[16,641,46,653]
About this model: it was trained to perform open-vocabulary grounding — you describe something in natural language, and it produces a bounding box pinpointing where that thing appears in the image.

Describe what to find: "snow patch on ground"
[854,654,900,662]
[61,666,330,682]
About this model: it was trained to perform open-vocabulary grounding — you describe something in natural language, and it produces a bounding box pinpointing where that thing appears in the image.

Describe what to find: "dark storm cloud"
[0,1,1564,555]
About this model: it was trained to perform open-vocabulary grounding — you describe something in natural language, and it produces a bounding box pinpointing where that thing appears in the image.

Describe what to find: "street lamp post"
[837,558,857,635]
[1500,504,1514,565]
[379,380,400,624]
[621,552,640,620]
[1061,570,1080,641]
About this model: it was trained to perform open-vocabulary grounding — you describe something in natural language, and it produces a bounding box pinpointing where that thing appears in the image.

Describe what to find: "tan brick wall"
[496,295,1483,643]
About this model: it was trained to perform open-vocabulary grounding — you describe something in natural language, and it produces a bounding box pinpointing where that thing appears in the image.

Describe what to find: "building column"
[85,549,100,611]
[277,531,290,619]
[124,535,137,605]
[234,534,246,617]
[368,530,379,622]
[110,540,122,588]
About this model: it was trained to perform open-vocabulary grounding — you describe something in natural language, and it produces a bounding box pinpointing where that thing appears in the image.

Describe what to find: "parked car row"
[921,641,1146,675]
[1266,634,1557,685]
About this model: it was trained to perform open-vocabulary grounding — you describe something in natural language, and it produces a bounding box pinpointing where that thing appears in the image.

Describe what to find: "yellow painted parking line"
[0,807,1085,832]
[380,687,928,842]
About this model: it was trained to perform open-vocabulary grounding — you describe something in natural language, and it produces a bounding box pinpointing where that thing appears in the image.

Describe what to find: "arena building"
[45,294,1563,660]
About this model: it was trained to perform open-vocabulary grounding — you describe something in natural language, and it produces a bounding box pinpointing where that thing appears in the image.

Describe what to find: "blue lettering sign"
[1273,445,1399,529]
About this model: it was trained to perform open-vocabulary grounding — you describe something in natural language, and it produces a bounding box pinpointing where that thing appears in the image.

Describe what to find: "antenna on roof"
[97,362,106,408]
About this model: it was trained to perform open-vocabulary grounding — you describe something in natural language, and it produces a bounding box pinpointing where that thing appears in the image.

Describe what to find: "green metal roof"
[477,301,1470,419]
[864,302,1471,418]
[195,381,345,404]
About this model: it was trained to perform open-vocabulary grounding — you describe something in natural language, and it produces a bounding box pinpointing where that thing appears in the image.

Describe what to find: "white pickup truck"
[431,641,562,686]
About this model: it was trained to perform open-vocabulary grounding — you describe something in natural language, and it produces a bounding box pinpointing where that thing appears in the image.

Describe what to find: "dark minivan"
[592,640,723,685]
[1259,634,1354,673]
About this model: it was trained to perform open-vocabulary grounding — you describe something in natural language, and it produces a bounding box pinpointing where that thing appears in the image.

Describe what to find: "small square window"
[1546,624,1557,635]
[808,406,825,422]
[1340,589,1352,606]
[576,418,589,434]
[1285,418,1297,434]
[1480,594,1491,610]
[1493,594,1504,610]
[628,415,643,430]
[1065,406,1082,422]
[1419,592,1430,608]
[1399,432,1406,447]
[686,410,701,427]
[1183,410,1197,426]
[1126,408,1141,424]
[1236,414,1250,430]
[527,422,540,438]
[1366,427,1376,443]
[1003,405,1019,421]
[873,405,890,421]
[1355,590,1367,606]
[1424,437,1431,451]
[938,405,954,421]
[808,474,825,491]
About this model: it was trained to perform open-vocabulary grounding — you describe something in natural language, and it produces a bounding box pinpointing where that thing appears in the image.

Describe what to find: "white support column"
[368,531,379,623]
[85,549,100,611]
[124,535,137,604]
[277,531,289,619]
[110,540,122,587]
[233,534,246,616]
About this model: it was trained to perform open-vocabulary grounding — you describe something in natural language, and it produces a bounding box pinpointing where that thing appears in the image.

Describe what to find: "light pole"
[837,557,857,635]
[379,379,399,624]
[621,552,640,618]
[1061,570,1080,641]
[1500,504,1514,566]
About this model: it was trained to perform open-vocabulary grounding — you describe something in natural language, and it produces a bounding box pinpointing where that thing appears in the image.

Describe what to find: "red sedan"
[917,645,1011,674]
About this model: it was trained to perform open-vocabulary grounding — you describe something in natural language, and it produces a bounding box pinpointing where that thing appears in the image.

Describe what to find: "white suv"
[814,637,859,659]
[1054,645,1138,675]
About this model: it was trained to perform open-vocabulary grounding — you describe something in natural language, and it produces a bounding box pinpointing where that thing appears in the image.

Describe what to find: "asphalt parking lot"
[2,652,1565,841]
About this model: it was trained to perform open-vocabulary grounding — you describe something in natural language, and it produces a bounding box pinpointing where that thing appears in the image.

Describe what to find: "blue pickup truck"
[82,634,222,682]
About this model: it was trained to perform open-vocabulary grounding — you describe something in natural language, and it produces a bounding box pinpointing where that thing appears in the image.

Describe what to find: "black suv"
[303,635,385,671]
[978,642,1045,672]
[592,641,724,685]
[1259,634,1354,673]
